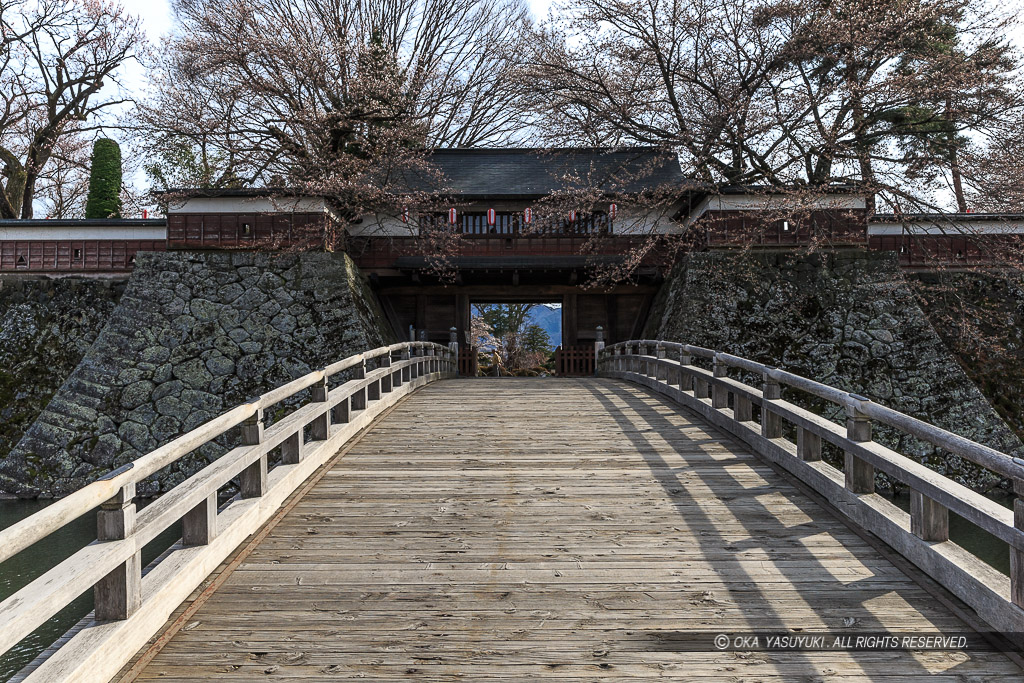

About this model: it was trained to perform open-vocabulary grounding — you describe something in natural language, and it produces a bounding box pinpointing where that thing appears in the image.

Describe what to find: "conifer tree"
[85,138,123,219]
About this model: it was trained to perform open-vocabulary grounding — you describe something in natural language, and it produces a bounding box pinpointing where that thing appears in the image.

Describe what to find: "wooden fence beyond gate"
[555,345,595,376]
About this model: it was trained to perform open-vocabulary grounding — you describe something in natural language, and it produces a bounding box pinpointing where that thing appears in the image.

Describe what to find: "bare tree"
[525,0,1022,206]
[0,0,143,218]
[138,0,532,192]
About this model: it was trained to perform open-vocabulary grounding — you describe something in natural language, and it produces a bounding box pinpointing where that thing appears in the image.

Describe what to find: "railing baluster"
[797,427,821,461]
[401,347,412,383]
[712,356,728,409]
[761,372,782,438]
[910,489,949,542]
[844,397,874,494]
[1012,480,1024,608]
[679,348,692,391]
[95,482,141,621]
[182,493,218,546]
[309,374,329,442]
[240,408,268,497]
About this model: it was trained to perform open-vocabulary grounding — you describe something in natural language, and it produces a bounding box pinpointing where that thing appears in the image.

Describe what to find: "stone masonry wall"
[912,271,1024,446]
[0,251,394,497]
[0,277,126,481]
[644,249,1023,492]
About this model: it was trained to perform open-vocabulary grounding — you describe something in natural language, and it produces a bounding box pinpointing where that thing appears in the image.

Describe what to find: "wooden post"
[844,397,874,494]
[761,372,782,438]
[595,327,605,376]
[331,395,350,425]
[1011,479,1024,608]
[449,327,459,377]
[910,489,949,542]
[240,408,267,498]
[712,356,728,409]
[656,344,667,381]
[95,482,141,620]
[734,394,752,422]
[679,349,692,392]
[797,428,822,461]
[401,347,412,383]
[694,376,710,400]
[182,493,217,546]
[309,375,329,441]
[380,352,393,393]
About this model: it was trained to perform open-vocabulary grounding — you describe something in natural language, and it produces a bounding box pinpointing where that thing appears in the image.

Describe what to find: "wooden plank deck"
[124,378,1021,681]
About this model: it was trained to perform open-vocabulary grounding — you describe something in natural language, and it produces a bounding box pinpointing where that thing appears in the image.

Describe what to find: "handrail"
[600,340,1024,638]
[0,341,456,682]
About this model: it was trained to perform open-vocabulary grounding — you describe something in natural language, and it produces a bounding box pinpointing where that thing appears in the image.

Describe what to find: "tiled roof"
[417,148,687,198]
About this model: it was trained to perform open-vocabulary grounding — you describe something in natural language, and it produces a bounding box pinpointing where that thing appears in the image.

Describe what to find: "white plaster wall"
[0,225,168,240]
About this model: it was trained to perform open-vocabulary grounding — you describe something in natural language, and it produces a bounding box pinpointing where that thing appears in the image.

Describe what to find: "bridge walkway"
[120,378,1020,680]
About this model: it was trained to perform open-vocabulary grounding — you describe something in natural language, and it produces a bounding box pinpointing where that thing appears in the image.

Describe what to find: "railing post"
[1011,479,1024,608]
[308,374,329,442]
[380,351,393,393]
[844,396,874,494]
[240,408,268,497]
[712,355,728,409]
[401,347,412,383]
[678,348,692,391]
[910,489,949,542]
[656,343,667,381]
[449,327,459,377]
[797,427,821,461]
[350,358,367,413]
[182,488,218,547]
[595,327,605,376]
[761,371,782,438]
[95,481,141,620]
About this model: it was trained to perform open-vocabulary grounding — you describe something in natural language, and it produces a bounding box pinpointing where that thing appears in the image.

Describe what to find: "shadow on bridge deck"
[117,378,1021,681]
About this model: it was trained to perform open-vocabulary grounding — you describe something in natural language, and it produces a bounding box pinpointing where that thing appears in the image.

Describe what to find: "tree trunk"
[946,95,967,213]
[0,148,26,219]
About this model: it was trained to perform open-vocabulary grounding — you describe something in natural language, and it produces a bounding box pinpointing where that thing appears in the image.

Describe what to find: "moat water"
[0,489,1015,680]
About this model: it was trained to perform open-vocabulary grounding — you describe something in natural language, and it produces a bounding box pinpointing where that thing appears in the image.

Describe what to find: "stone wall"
[644,249,1023,492]
[0,251,395,497]
[0,277,126,483]
[912,271,1024,445]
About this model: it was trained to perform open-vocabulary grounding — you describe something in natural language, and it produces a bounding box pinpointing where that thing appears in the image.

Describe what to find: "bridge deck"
[124,378,1020,681]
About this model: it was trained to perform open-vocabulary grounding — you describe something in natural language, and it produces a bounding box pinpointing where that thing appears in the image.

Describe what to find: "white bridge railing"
[600,340,1024,638]
[0,342,456,682]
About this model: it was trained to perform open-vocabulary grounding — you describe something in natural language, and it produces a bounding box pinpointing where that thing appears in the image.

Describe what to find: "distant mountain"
[528,305,562,348]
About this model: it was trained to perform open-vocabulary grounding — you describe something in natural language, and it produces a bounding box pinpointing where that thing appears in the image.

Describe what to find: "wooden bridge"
[3,341,1024,680]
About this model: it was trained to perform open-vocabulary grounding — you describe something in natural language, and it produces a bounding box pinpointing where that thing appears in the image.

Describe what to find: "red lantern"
[487,208,496,226]
[608,203,617,220]
[569,210,577,222]
[401,208,409,223]
[523,207,532,224]
[142,209,149,219]
[448,208,457,224]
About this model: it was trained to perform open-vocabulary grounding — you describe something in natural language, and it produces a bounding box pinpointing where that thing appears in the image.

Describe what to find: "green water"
[0,499,180,681]
[885,489,1012,575]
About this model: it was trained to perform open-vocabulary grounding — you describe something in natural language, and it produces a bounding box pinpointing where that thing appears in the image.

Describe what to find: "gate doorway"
[468,301,562,376]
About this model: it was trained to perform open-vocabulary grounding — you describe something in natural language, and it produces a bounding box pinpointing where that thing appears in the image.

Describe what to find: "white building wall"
[0,224,167,241]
